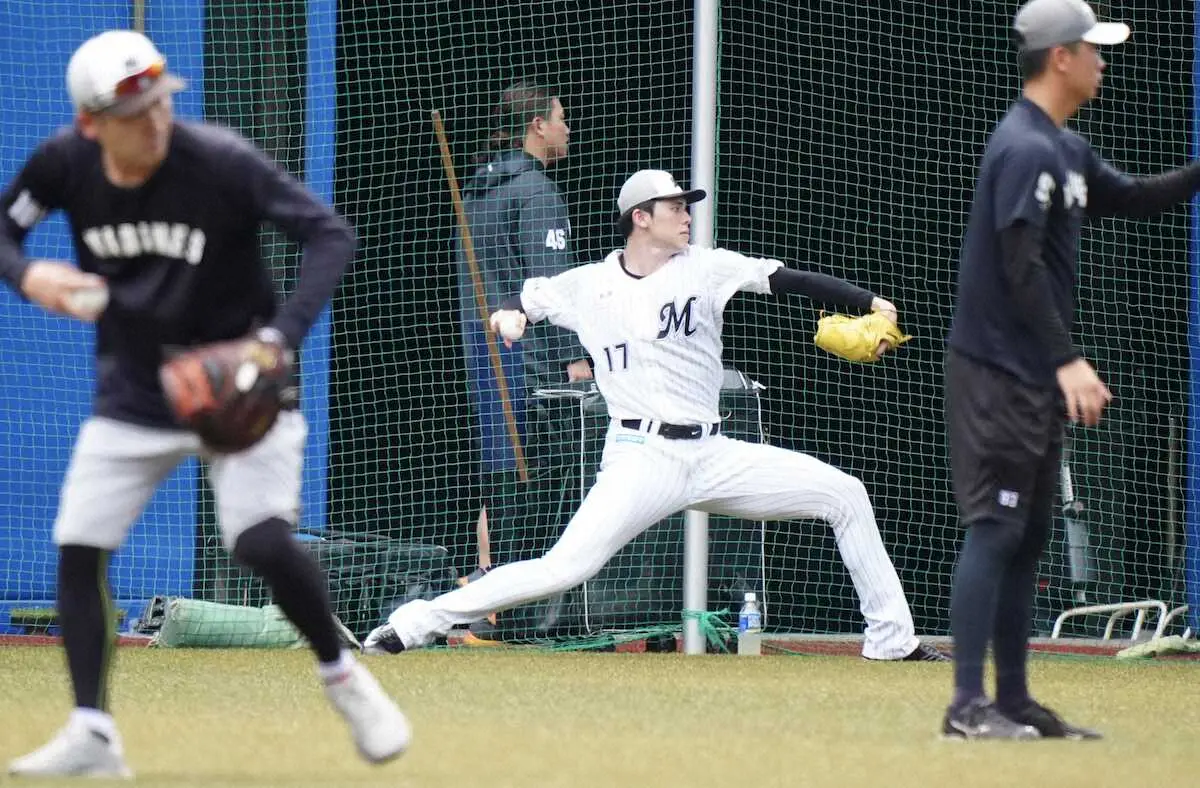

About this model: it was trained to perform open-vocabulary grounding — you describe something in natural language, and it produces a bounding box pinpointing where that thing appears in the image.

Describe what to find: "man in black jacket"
[455,83,591,640]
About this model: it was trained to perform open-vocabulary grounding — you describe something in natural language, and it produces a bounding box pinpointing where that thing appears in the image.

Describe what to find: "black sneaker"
[942,698,1041,740]
[902,642,951,662]
[1000,700,1102,740]
[864,642,951,662]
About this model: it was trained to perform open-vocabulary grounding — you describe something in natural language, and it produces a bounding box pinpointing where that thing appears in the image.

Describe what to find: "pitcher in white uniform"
[367,169,946,661]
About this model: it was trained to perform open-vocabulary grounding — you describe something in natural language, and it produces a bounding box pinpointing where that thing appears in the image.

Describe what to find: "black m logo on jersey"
[657,296,699,339]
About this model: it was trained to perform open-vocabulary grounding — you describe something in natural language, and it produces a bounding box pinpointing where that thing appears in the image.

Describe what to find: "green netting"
[715,1,1193,638]
[0,1,1194,647]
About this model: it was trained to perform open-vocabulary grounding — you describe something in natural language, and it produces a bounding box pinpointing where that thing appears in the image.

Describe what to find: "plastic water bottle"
[737,592,762,656]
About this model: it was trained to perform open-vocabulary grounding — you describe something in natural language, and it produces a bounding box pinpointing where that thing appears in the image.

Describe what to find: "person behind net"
[942,0,1200,740]
[0,31,410,777]
[452,82,592,642]
[366,168,946,662]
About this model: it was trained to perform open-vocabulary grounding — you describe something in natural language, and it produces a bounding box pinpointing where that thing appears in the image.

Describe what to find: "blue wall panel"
[0,2,206,618]
[301,0,337,533]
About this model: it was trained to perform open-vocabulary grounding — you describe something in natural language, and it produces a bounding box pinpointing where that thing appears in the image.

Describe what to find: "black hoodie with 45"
[456,149,587,394]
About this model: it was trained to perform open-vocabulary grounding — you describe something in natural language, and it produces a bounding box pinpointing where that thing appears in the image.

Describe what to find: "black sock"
[992,560,1036,711]
[993,518,1049,711]
[233,519,342,663]
[949,520,1023,708]
[58,545,116,711]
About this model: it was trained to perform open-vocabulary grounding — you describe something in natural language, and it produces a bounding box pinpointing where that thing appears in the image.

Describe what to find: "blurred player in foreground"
[0,31,409,777]
[367,168,945,662]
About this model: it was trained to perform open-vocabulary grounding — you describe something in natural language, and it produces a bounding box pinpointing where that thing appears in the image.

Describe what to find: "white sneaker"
[8,717,132,778]
[324,662,411,764]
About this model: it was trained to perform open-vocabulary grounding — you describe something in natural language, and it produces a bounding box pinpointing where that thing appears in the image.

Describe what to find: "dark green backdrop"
[203,1,1192,636]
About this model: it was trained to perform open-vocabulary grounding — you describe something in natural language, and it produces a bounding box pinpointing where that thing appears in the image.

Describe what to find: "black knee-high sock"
[992,559,1037,710]
[233,519,342,663]
[949,520,1023,707]
[993,520,1050,711]
[58,545,116,711]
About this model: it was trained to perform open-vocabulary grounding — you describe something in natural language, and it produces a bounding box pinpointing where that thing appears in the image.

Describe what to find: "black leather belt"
[619,419,720,440]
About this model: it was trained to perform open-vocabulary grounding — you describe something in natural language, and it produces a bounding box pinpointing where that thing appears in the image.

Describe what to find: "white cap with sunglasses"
[66,30,186,116]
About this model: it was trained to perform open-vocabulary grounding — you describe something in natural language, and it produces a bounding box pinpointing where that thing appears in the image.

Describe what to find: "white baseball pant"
[389,423,919,658]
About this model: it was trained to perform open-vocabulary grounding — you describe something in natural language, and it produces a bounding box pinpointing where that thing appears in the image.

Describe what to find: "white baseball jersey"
[519,245,783,424]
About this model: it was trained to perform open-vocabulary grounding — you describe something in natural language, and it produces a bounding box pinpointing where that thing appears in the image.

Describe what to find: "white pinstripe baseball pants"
[389,424,918,658]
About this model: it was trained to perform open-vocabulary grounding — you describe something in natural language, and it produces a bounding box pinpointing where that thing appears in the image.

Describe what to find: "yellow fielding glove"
[813,311,913,363]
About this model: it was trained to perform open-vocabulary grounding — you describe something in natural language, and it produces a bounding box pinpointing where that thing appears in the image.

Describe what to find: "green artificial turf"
[0,647,1194,787]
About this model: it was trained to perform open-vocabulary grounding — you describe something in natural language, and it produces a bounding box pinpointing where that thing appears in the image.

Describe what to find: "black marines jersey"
[0,122,355,427]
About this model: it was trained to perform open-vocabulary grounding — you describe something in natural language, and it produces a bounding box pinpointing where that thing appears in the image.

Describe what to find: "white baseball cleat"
[363,599,441,655]
[324,662,411,764]
[362,622,408,655]
[7,717,132,779]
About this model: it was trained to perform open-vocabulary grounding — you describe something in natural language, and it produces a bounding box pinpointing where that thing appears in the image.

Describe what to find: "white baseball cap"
[1013,0,1130,51]
[66,30,186,116]
[617,170,706,216]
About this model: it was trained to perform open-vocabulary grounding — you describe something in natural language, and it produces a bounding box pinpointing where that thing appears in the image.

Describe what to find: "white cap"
[1013,0,1130,51]
[66,30,186,116]
[617,169,706,216]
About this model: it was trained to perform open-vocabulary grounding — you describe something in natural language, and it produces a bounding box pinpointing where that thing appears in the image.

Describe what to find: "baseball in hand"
[64,284,109,321]
[491,310,527,343]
